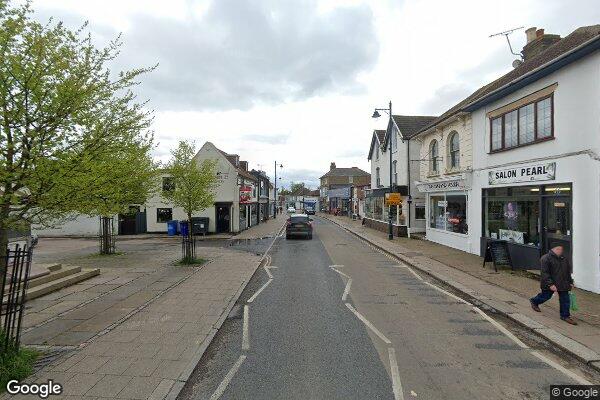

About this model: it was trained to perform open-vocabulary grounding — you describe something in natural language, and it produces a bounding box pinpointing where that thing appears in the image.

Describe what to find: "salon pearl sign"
[488,162,556,185]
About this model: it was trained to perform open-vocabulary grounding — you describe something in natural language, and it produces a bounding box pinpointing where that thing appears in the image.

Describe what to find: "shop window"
[489,95,553,152]
[483,187,540,246]
[448,132,460,169]
[429,194,468,234]
[374,197,383,221]
[156,208,172,223]
[429,140,439,174]
[445,194,468,234]
[415,205,426,220]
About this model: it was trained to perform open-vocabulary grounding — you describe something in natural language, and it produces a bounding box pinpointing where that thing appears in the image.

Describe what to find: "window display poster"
[499,229,524,244]
[503,202,519,230]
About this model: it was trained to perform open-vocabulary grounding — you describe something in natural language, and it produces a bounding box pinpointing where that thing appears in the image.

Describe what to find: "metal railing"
[0,243,33,352]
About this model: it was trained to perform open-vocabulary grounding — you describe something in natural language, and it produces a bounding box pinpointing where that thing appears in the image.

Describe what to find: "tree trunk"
[99,216,114,255]
[0,227,8,274]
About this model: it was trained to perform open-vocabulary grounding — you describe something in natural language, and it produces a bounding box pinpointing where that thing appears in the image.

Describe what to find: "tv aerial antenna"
[490,26,524,67]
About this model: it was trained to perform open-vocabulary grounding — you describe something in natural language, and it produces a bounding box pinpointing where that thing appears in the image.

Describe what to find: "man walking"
[530,245,577,325]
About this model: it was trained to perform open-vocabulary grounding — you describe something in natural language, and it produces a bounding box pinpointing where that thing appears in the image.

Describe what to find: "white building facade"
[465,26,600,292]
[415,114,474,252]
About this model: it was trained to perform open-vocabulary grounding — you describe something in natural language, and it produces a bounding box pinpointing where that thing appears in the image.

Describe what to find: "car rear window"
[290,216,309,223]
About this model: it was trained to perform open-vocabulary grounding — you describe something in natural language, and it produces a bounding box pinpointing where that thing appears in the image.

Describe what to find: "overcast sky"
[32,0,600,189]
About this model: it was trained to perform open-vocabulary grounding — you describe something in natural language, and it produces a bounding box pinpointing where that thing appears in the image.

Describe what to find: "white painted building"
[146,141,261,234]
[465,26,600,293]
[365,116,436,237]
[415,114,474,252]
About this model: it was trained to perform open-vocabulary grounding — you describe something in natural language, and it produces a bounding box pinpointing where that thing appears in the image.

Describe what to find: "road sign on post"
[385,193,402,206]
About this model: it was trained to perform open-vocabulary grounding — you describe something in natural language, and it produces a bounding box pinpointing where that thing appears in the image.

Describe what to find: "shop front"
[363,187,407,236]
[328,187,351,216]
[478,161,574,269]
[416,174,471,252]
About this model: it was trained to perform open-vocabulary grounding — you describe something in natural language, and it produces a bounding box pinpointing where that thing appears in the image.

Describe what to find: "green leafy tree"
[162,141,218,256]
[67,132,157,254]
[0,1,155,266]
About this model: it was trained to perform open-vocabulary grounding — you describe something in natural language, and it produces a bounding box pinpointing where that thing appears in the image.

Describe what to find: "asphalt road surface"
[179,216,594,400]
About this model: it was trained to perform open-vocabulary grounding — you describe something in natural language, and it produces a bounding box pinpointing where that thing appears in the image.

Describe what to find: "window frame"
[489,94,554,153]
[156,208,173,223]
[375,167,380,187]
[429,140,439,175]
[448,131,460,169]
[392,160,397,185]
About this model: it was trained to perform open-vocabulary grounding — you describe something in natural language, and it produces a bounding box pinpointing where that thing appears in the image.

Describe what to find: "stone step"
[25,269,101,301]
[27,265,82,289]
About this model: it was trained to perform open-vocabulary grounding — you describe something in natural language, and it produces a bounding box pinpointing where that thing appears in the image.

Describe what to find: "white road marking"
[342,278,352,302]
[242,305,250,350]
[330,266,351,279]
[423,281,470,305]
[264,264,273,279]
[345,303,391,345]
[209,354,247,400]
[530,350,591,385]
[472,306,529,349]
[406,267,423,281]
[388,347,405,400]
[247,279,273,303]
[330,266,352,301]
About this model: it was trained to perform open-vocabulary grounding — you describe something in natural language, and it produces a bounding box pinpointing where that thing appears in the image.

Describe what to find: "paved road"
[180,216,590,400]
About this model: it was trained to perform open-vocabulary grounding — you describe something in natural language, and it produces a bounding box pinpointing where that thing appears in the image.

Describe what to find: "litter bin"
[180,221,189,237]
[191,217,209,235]
[167,220,178,236]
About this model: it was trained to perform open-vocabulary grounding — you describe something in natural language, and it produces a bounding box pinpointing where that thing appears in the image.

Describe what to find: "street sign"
[385,193,402,206]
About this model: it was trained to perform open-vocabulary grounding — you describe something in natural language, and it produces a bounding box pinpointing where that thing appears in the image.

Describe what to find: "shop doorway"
[542,196,572,257]
[216,205,231,233]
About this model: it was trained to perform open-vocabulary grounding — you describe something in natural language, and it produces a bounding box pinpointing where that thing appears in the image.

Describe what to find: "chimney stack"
[239,161,248,171]
[525,27,537,44]
[522,26,561,61]
[330,162,336,171]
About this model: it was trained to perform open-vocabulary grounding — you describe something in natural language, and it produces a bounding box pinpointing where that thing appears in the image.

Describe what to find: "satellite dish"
[512,59,523,68]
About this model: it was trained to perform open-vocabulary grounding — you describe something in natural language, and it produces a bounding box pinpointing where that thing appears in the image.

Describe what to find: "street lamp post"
[372,101,394,240]
[274,162,283,218]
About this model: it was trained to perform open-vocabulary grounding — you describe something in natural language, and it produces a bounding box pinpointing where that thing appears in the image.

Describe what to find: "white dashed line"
[242,305,250,350]
[406,267,423,281]
[388,347,405,400]
[247,279,273,303]
[345,303,392,345]
[209,354,247,400]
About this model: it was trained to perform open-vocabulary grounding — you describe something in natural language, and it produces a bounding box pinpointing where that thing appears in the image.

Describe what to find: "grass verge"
[0,343,38,392]
[177,257,206,266]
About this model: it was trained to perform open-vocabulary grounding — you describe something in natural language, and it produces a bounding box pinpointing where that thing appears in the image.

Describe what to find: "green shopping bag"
[569,292,579,312]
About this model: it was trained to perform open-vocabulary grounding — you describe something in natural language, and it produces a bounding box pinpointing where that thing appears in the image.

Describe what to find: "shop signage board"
[385,193,402,206]
[417,179,466,193]
[488,162,556,185]
[239,186,252,204]
[482,240,513,272]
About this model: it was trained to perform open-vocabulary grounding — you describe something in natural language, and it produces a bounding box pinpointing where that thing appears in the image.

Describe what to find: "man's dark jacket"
[540,250,573,291]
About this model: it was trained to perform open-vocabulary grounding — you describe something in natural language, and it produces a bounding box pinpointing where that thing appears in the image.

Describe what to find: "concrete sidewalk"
[320,213,600,370]
[8,248,263,399]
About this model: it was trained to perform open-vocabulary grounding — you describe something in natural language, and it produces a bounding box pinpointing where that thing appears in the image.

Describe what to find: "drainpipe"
[407,138,412,239]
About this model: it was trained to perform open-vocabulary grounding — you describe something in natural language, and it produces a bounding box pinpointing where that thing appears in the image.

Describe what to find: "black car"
[305,208,316,215]
[286,214,313,239]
